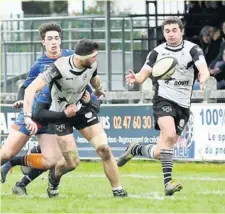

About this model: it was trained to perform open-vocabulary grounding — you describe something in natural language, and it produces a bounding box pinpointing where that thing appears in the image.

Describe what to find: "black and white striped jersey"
[39,55,97,112]
[144,40,206,108]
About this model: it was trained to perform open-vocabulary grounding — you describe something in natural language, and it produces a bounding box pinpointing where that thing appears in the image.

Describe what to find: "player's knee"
[63,151,80,170]
[96,144,112,161]
[164,132,177,145]
[90,133,108,150]
[44,161,57,169]
[1,149,14,161]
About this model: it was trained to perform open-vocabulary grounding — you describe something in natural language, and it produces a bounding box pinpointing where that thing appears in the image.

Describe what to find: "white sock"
[112,186,122,191]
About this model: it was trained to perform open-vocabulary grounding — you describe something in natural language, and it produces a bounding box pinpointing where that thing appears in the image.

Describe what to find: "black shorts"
[49,107,99,136]
[153,96,190,135]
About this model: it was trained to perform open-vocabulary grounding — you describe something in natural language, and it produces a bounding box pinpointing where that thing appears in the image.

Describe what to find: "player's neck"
[166,40,183,47]
[73,57,84,69]
[45,50,62,59]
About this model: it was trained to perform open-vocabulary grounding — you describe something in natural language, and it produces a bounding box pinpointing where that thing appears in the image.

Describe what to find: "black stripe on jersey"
[190,45,204,62]
[165,41,184,52]
[165,47,184,52]
[69,69,87,76]
[92,69,97,78]
[186,61,194,70]
[146,50,158,67]
[54,81,62,92]
[69,56,74,69]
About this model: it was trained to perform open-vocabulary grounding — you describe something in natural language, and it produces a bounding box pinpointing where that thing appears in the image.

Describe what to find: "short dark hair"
[39,22,62,40]
[162,17,184,31]
[74,39,99,56]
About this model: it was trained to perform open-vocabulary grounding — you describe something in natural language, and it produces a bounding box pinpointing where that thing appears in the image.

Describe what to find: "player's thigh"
[1,125,30,158]
[79,123,104,141]
[36,134,62,162]
[157,116,177,137]
[57,134,77,153]
[53,124,77,153]
[79,123,109,150]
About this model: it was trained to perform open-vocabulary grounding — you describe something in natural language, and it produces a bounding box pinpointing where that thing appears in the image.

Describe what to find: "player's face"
[82,54,98,68]
[163,24,184,46]
[42,31,61,56]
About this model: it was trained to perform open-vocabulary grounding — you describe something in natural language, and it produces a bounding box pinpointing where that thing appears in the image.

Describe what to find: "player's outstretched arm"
[126,66,152,85]
[23,76,46,134]
[196,63,210,90]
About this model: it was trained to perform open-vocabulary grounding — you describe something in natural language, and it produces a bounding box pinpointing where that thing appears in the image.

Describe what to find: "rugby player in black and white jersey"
[117,17,210,196]
[23,39,127,197]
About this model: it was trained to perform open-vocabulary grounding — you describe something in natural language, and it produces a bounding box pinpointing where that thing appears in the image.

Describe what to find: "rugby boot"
[113,189,128,197]
[165,179,183,196]
[47,169,60,198]
[1,162,11,183]
[12,182,28,195]
[117,142,139,167]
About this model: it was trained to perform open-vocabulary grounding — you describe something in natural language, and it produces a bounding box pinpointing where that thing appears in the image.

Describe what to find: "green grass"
[1,161,225,213]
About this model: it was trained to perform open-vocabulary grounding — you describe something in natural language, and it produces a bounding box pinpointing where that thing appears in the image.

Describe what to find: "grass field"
[1,161,225,213]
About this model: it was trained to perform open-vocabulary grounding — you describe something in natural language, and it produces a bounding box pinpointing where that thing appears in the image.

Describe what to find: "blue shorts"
[12,111,55,136]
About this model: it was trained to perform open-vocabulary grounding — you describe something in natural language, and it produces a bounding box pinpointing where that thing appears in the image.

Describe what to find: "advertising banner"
[1,104,224,161]
[191,104,225,161]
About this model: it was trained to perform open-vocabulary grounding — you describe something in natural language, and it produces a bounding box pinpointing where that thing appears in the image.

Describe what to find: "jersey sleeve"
[144,50,158,68]
[91,62,98,78]
[39,63,62,84]
[190,45,206,66]
[23,62,40,87]
[32,102,67,124]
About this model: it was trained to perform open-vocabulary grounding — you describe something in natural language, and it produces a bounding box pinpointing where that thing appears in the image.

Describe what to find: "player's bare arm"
[23,76,46,134]
[191,45,210,90]
[126,49,157,85]
[195,63,210,90]
[126,65,152,84]
[90,75,105,97]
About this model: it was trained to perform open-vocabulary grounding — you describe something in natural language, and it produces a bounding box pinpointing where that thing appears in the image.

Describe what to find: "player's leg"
[0,120,30,182]
[47,125,79,198]
[117,97,186,196]
[79,122,127,197]
[4,124,62,170]
[0,129,30,166]
[12,145,46,195]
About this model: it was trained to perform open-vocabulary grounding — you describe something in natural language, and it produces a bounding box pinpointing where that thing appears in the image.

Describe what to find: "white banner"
[190,104,225,161]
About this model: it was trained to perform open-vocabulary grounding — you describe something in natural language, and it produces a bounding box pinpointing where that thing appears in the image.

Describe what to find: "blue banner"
[0,104,195,160]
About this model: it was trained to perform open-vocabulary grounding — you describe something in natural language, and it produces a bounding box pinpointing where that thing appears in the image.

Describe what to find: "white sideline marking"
[87,192,188,200]
[201,191,225,195]
[64,174,225,181]
[5,173,225,181]
[0,192,67,198]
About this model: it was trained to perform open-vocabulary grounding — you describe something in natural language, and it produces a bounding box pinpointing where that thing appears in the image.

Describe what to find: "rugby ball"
[152,56,178,80]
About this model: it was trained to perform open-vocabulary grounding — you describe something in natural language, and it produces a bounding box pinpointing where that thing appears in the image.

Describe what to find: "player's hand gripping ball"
[152,56,178,80]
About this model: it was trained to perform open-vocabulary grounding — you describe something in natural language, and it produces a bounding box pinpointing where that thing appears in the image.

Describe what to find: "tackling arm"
[32,102,68,124]
[24,76,46,116]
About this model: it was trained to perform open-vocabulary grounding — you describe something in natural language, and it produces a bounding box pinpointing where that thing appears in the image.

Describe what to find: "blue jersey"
[23,49,74,88]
